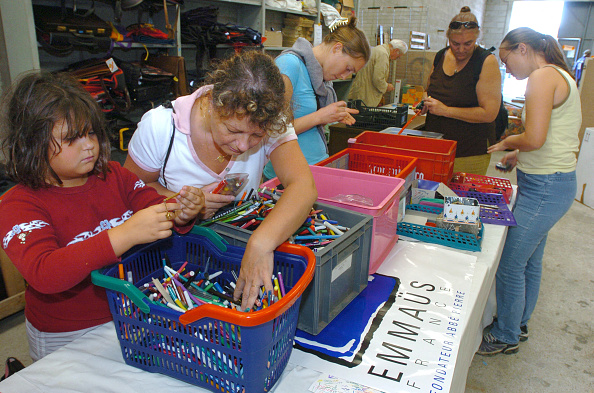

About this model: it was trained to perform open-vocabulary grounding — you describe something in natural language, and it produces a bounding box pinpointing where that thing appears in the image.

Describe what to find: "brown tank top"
[425,47,496,157]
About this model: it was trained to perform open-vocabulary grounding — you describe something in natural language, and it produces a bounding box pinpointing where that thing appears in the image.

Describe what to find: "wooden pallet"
[0,248,26,320]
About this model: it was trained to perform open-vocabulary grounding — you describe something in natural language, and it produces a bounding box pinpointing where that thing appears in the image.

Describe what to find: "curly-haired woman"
[124,50,317,311]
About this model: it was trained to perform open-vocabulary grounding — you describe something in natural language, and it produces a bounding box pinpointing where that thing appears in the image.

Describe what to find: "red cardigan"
[0,162,191,332]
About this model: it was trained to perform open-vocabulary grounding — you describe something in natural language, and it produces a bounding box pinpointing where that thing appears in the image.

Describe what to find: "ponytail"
[502,27,573,78]
[323,16,371,62]
[542,35,572,76]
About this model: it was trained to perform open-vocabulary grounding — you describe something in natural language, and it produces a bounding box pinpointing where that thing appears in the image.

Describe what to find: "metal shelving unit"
[359,5,429,104]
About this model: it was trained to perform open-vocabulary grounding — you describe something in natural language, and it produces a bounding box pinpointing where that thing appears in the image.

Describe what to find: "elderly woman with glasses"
[419,6,502,175]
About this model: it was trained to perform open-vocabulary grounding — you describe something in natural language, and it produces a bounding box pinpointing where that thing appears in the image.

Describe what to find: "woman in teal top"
[263,17,370,180]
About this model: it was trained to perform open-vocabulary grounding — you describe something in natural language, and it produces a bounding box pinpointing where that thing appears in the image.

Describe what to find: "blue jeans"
[491,169,576,344]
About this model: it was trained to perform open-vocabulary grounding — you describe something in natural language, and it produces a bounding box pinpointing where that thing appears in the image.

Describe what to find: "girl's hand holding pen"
[167,186,205,226]
[108,204,178,257]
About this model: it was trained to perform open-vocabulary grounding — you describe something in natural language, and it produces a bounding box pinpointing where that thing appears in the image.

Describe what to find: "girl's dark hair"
[0,71,111,189]
[323,17,371,62]
[447,6,480,39]
[501,27,573,78]
[205,50,292,136]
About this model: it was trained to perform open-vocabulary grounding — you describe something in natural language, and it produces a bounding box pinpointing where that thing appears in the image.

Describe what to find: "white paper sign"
[290,241,476,393]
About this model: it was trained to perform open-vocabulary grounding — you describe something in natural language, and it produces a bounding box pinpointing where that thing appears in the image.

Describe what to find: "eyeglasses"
[500,45,519,65]
[449,21,479,30]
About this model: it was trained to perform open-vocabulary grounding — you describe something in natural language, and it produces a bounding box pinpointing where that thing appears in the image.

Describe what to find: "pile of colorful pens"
[290,209,350,251]
[133,257,286,313]
[200,187,351,251]
[198,187,280,230]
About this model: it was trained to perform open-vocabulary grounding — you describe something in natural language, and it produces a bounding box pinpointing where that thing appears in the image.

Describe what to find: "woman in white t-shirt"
[124,51,317,311]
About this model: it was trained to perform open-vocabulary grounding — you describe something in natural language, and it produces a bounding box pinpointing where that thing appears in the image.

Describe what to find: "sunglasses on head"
[449,21,479,29]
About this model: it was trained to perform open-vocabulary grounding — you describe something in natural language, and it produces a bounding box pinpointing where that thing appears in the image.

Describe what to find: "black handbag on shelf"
[64,57,132,113]
[34,4,113,54]
[116,60,175,103]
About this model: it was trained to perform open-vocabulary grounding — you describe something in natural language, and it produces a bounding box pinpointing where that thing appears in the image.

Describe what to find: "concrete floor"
[1,151,593,391]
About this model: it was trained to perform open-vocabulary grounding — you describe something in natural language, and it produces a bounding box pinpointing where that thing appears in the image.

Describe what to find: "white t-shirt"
[128,85,297,198]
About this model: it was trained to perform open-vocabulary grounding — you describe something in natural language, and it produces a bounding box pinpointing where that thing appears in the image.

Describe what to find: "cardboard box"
[578,58,594,145]
[401,84,424,105]
[393,49,438,87]
[340,6,354,18]
[443,196,480,224]
[263,30,283,47]
[576,127,594,208]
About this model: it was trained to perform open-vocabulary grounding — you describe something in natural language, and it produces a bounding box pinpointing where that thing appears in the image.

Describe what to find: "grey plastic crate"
[210,202,373,335]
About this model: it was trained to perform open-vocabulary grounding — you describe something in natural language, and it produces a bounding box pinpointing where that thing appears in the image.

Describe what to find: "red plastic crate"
[347,131,457,184]
[315,148,418,190]
[449,172,513,204]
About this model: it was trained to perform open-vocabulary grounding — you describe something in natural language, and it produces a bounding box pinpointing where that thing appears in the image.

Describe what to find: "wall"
[0,1,39,84]
[481,0,513,49]
[358,0,490,50]
[559,2,594,62]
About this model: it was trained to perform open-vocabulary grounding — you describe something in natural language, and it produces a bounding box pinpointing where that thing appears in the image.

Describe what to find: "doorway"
[502,1,565,100]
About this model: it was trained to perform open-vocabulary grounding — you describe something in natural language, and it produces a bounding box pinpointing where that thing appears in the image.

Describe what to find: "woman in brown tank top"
[419,6,502,176]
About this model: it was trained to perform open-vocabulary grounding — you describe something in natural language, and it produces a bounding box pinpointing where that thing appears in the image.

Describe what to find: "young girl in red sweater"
[0,71,204,361]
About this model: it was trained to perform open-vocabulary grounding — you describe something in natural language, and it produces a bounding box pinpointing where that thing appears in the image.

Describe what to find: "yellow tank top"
[517,65,581,174]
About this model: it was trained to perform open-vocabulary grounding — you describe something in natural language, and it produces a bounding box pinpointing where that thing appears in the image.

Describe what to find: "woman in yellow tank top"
[478,27,581,356]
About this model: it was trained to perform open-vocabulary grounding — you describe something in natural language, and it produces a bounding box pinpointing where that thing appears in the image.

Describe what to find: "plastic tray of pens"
[451,189,516,226]
[410,191,516,227]
[91,227,315,393]
[208,198,373,335]
[449,172,513,204]
[397,205,484,251]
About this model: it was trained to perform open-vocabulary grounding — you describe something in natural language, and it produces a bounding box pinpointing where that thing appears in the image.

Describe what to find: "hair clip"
[329,18,348,33]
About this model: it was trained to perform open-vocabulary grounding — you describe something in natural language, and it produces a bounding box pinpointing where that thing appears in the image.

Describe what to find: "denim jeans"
[491,169,576,344]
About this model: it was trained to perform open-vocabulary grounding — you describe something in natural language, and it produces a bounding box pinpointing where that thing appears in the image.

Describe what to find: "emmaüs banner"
[291,241,477,393]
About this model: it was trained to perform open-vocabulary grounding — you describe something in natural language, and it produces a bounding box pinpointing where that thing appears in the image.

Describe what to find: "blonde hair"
[323,16,371,62]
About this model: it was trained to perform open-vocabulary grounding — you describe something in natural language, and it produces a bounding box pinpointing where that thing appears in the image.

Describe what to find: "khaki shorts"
[453,154,491,176]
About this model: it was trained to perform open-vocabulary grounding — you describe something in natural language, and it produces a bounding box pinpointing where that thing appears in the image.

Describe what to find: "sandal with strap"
[1,357,25,381]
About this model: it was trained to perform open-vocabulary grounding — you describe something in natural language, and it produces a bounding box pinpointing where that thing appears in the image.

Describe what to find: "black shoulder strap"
[434,46,494,83]
[161,100,176,189]
[471,46,495,83]
[433,47,448,68]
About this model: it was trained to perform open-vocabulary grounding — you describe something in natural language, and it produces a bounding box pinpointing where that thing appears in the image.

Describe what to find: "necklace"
[199,100,230,163]
[216,153,230,163]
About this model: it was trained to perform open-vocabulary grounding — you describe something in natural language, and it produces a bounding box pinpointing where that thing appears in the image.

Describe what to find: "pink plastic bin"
[262,165,405,274]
